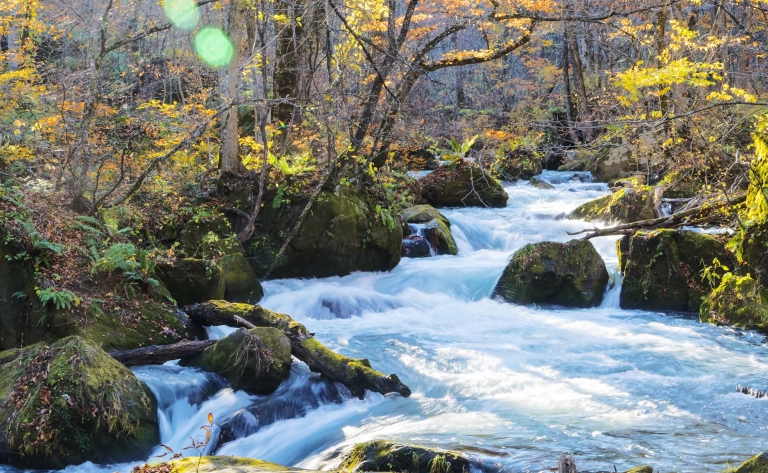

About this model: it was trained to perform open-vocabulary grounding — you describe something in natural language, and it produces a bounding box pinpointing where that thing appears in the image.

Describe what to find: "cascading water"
[9,170,768,473]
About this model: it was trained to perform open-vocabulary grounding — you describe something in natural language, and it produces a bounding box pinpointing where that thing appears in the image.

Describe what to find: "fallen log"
[184,301,411,399]
[109,339,216,367]
[568,194,745,239]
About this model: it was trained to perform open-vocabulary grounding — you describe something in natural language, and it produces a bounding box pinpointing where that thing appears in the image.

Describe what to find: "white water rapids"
[10,171,768,473]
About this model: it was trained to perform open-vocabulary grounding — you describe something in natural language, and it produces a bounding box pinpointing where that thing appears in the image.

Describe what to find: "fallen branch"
[568,194,746,239]
[109,339,216,367]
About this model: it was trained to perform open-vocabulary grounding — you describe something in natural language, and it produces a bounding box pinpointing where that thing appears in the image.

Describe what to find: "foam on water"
[5,171,768,473]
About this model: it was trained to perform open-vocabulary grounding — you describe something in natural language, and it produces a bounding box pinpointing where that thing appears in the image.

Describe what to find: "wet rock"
[245,187,402,279]
[619,230,733,312]
[156,258,225,306]
[182,327,292,395]
[400,204,450,227]
[402,235,431,258]
[529,176,555,189]
[170,456,294,473]
[568,186,656,224]
[625,468,653,473]
[699,275,768,331]
[339,441,470,473]
[493,239,609,307]
[423,219,458,255]
[179,216,263,303]
[733,452,768,473]
[419,161,508,208]
[0,336,159,469]
[494,147,542,181]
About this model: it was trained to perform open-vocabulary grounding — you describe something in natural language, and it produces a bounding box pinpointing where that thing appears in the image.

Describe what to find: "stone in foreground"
[339,441,470,473]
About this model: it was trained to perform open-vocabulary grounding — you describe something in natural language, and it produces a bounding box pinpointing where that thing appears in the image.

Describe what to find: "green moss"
[400,205,451,228]
[568,186,656,224]
[156,258,225,306]
[625,467,653,473]
[424,218,458,255]
[184,327,291,395]
[493,239,609,307]
[700,275,768,331]
[248,186,402,279]
[620,230,733,312]
[419,161,508,208]
[734,452,768,473]
[170,455,293,473]
[339,441,469,473]
[0,336,158,469]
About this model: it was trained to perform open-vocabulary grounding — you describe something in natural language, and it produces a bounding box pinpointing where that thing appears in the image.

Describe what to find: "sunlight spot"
[194,27,234,68]
[164,0,200,30]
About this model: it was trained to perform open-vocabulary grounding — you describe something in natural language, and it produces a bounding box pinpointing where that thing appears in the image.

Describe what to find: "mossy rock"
[734,452,768,473]
[419,161,508,208]
[699,275,768,331]
[423,219,458,255]
[0,336,158,469]
[0,238,51,350]
[493,239,609,307]
[400,205,450,228]
[494,147,542,181]
[624,467,653,473]
[170,455,295,473]
[338,441,470,473]
[743,221,768,286]
[619,230,733,312]
[179,217,264,303]
[248,186,402,279]
[156,258,225,306]
[529,176,555,189]
[183,327,291,395]
[568,186,656,224]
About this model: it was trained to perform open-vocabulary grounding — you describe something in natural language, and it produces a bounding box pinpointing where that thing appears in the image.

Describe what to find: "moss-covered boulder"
[423,219,458,255]
[733,452,768,473]
[169,456,294,473]
[493,147,542,181]
[400,205,450,227]
[156,258,225,306]
[419,161,508,208]
[493,240,608,307]
[184,301,412,399]
[619,230,733,312]
[0,336,159,469]
[699,275,768,331]
[339,441,470,473]
[183,327,291,395]
[179,217,263,303]
[568,186,656,224]
[624,467,653,473]
[247,186,402,279]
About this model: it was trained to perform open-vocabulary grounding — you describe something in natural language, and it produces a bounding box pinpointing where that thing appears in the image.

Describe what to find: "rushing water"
[6,171,768,473]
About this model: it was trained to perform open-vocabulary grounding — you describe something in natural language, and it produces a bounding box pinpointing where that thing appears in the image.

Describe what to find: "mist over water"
[8,171,768,473]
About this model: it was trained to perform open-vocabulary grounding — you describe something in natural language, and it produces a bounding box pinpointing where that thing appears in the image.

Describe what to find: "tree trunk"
[273,0,303,127]
[561,24,579,145]
[109,340,216,367]
[219,0,247,174]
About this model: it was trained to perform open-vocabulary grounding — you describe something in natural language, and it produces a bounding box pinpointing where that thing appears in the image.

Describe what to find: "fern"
[36,287,79,311]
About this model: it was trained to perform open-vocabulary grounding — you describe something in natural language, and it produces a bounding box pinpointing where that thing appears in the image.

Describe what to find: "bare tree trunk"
[273,0,303,127]
[219,0,247,174]
[110,340,216,366]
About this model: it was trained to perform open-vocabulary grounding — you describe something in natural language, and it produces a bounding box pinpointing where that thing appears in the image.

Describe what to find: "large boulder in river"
[699,275,768,332]
[568,185,657,224]
[183,327,292,394]
[423,218,458,255]
[400,204,450,227]
[619,230,733,312]
[156,258,225,306]
[419,161,508,208]
[179,216,263,303]
[493,239,609,307]
[339,441,470,473]
[245,186,402,279]
[0,336,159,469]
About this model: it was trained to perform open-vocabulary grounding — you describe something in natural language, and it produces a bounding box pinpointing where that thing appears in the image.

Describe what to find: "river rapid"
[10,171,768,473]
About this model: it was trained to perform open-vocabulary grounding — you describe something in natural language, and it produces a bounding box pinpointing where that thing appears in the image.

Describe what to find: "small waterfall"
[599,267,623,309]
[409,223,437,257]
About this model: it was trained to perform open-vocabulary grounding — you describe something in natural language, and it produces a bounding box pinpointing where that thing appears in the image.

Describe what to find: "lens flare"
[194,27,234,68]
[164,0,200,30]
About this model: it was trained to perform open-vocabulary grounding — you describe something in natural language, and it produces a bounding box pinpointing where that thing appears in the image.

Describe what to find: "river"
[11,171,768,473]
